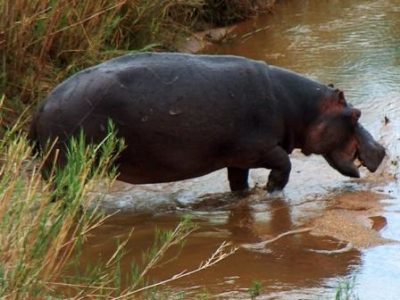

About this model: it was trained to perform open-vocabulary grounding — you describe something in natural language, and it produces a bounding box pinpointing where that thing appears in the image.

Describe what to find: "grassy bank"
[0,0,276,126]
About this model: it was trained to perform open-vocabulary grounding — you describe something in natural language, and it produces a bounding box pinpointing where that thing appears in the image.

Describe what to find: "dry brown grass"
[0,1,204,106]
[0,0,276,128]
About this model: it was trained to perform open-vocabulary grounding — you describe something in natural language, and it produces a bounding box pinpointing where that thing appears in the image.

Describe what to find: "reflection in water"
[84,0,400,298]
[268,199,292,233]
[82,198,362,298]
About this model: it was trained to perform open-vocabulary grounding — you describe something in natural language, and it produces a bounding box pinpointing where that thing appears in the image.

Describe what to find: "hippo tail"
[27,112,40,156]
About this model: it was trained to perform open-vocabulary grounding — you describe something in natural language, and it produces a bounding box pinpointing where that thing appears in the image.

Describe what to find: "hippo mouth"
[323,149,361,178]
[323,124,385,178]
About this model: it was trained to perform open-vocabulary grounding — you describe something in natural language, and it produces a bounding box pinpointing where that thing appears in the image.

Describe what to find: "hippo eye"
[340,108,361,126]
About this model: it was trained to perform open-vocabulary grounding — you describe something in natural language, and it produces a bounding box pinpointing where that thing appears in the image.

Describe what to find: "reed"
[0,105,236,298]
[0,108,123,297]
[0,0,275,117]
[0,0,205,125]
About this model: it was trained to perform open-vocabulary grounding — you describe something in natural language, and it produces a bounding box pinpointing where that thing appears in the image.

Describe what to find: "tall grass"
[0,108,125,297]
[0,0,276,123]
[0,111,170,298]
[0,0,205,121]
[0,103,236,298]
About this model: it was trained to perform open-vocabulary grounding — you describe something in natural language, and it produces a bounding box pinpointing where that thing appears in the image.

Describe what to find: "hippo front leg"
[263,146,291,193]
[227,167,249,191]
[229,145,291,193]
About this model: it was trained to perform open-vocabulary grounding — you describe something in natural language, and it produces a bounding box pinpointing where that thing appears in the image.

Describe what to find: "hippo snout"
[356,124,386,172]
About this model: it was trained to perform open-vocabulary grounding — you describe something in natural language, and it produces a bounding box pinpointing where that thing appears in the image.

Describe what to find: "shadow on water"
[82,0,400,298]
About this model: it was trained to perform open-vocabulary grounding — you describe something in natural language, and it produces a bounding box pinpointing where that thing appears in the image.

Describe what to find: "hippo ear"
[335,89,346,105]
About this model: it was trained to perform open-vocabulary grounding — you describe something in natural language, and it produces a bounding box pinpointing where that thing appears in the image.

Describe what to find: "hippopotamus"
[29,53,385,192]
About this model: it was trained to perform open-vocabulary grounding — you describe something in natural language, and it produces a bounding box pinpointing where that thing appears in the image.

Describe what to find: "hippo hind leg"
[227,167,249,191]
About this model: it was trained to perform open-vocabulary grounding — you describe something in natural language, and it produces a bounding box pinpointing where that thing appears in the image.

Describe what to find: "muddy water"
[83,1,400,298]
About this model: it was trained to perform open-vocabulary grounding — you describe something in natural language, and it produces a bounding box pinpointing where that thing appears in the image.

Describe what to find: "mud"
[309,191,392,249]
[179,26,237,54]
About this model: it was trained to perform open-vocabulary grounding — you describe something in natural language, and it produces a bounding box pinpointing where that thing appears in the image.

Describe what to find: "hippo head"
[302,88,385,178]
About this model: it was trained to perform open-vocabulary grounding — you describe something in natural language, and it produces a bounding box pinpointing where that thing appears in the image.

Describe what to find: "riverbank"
[0,0,277,128]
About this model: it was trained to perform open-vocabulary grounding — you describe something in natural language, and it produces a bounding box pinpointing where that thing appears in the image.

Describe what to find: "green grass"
[249,280,263,299]
[334,277,359,300]
[0,110,192,298]
[0,105,237,298]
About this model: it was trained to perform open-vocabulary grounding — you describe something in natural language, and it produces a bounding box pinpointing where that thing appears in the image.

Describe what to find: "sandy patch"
[309,191,395,249]
[179,26,237,54]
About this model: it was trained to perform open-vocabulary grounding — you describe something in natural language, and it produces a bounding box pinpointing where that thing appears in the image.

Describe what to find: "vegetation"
[0,110,235,298]
[1,0,196,124]
[249,280,263,299]
[334,277,359,300]
[0,0,275,127]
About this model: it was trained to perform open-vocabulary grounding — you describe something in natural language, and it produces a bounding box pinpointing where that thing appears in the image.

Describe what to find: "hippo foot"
[265,170,289,193]
[265,180,284,193]
[231,188,251,198]
[267,190,284,199]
